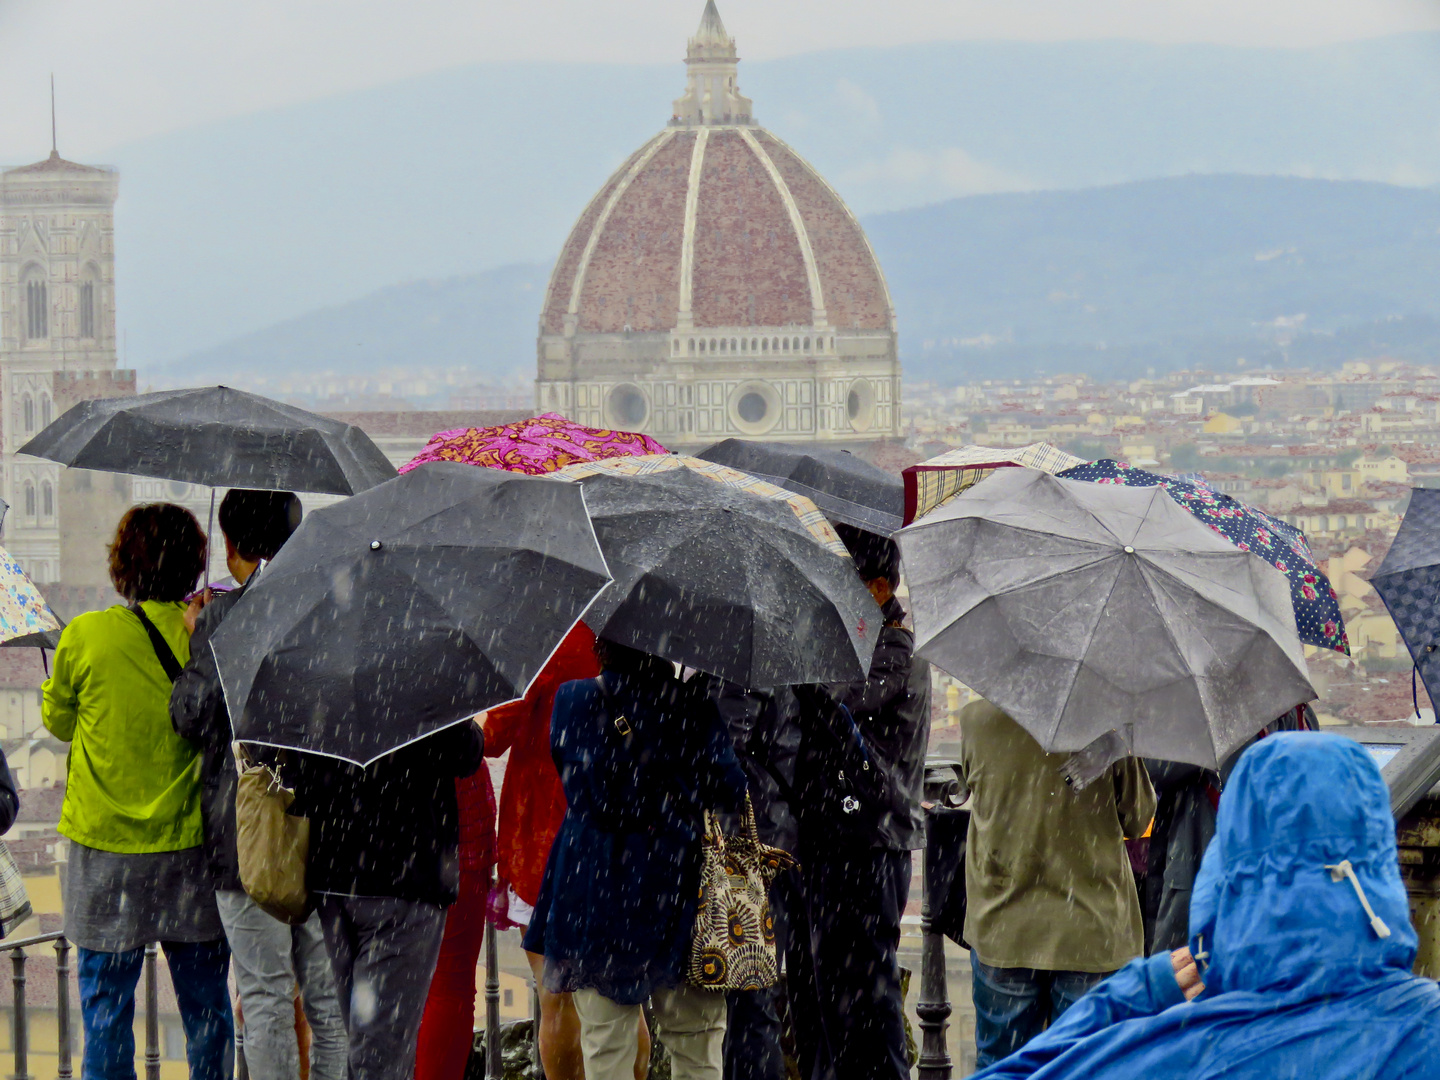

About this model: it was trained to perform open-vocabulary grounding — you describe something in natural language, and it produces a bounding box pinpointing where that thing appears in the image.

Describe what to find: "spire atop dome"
[672,0,754,127]
[693,0,730,47]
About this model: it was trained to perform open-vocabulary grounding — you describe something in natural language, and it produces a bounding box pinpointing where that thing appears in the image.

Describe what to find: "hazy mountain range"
[151,174,1440,390]
[109,32,1440,371]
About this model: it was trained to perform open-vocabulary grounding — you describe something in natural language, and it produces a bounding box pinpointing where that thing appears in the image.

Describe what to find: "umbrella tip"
[370,540,383,551]
[1123,545,1135,554]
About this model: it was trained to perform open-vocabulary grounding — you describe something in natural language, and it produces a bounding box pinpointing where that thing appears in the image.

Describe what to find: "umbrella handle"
[205,488,216,591]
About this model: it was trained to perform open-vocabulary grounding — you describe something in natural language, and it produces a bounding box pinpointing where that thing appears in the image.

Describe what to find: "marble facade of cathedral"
[536,1,901,446]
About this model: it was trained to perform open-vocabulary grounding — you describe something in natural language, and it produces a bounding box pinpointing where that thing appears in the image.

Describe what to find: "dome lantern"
[672,0,753,127]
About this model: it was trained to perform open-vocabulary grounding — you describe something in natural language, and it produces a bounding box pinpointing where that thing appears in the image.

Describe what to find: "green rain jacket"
[43,601,203,853]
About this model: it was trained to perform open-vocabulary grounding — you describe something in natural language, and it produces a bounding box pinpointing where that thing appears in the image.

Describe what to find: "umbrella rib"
[908,518,1123,586]
[1132,558,1230,770]
[1044,552,1123,750]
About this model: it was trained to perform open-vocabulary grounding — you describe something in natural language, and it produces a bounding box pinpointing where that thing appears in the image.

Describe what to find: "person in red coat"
[413,765,496,1080]
[482,623,650,1080]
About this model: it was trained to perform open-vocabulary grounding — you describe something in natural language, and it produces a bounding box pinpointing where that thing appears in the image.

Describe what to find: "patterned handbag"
[0,839,32,938]
[686,794,796,991]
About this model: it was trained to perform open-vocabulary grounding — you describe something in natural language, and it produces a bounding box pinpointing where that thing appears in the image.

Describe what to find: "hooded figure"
[974,732,1440,1080]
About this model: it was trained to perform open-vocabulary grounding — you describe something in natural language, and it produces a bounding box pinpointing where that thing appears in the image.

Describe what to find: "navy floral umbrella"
[1058,460,1349,654]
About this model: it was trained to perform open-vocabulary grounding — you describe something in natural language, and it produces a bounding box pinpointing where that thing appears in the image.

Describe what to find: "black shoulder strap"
[129,603,183,683]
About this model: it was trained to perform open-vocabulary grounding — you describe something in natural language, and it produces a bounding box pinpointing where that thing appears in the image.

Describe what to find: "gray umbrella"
[897,468,1314,770]
[210,462,611,765]
[556,453,877,687]
[18,385,395,495]
[695,439,904,536]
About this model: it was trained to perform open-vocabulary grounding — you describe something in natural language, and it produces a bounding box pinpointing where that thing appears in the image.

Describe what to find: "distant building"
[535,1,900,446]
[1,145,135,589]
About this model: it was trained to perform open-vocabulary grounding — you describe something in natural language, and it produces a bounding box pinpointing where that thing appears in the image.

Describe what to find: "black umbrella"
[1371,489,1440,717]
[696,438,904,536]
[556,454,877,687]
[18,385,395,495]
[210,462,611,765]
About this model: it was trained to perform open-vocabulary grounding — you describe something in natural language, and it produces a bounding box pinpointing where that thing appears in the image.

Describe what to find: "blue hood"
[972,731,1440,1080]
[1188,732,1417,998]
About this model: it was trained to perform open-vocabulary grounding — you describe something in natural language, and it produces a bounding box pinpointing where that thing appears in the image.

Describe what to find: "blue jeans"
[969,953,1110,1069]
[78,941,234,1080]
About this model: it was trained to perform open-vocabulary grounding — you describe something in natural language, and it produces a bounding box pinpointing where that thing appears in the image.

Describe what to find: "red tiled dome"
[540,126,893,337]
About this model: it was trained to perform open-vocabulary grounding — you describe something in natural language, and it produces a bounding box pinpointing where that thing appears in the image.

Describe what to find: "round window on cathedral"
[737,393,768,423]
[846,379,876,433]
[608,385,649,427]
[729,382,781,435]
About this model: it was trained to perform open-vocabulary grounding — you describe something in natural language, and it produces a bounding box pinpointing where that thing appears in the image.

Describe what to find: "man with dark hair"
[172,490,348,1080]
[789,524,930,1080]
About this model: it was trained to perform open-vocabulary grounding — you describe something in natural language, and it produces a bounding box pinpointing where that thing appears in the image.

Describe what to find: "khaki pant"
[573,985,725,1080]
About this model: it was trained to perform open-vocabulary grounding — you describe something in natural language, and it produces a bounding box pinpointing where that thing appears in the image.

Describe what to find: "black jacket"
[1140,760,1217,955]
[289,721,485,907]
[797,596,930,851]
[171,581,253,890]
[708,681,801,852]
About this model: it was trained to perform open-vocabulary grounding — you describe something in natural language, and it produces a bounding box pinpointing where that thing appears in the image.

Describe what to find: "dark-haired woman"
[44,504,234,1080]
[523,639,747,1080]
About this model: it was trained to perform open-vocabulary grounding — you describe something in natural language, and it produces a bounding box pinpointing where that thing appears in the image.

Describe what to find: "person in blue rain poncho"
[973,732,1440,1080]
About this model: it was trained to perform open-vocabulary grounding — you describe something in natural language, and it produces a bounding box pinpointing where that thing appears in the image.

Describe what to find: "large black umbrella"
[18,385,395,495]
[696,438,903,536]
[555,454,877,687]
[1371,489,1440,716]
[210,462,611,765]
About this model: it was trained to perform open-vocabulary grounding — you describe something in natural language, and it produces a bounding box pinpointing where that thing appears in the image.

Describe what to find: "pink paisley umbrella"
[400,412,666,475]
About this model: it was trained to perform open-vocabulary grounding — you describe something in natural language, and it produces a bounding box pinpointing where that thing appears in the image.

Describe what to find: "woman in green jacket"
[44,503,233,1080]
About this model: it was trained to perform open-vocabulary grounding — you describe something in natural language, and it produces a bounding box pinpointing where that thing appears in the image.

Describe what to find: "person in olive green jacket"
[958,697,1156,1070]
[43,503,234,1080]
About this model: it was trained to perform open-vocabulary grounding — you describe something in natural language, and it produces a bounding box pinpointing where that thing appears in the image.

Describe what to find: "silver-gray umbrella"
[897,468,1314,771]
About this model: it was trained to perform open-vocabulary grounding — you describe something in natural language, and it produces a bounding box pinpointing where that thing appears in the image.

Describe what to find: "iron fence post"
[484,919,501,1079]
[530,978,542,1079]
[143,943,160,1080]
[916,844,953,1079]
[10,947,28,1080]
[53,938,71,1080]
[918,771,964,1080]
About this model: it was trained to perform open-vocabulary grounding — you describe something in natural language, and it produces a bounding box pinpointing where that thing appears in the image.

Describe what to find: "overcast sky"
[2,0,1439,161]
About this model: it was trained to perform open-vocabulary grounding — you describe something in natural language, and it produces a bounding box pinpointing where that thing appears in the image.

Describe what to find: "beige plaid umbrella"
[902,442,1085,525]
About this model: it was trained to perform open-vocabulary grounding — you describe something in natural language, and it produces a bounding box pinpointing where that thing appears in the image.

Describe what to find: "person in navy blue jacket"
[524,637,748,1080]
[973,732,1440,1080]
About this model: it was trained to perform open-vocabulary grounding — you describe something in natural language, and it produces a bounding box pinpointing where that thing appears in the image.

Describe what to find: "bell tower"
[1,121,130,585]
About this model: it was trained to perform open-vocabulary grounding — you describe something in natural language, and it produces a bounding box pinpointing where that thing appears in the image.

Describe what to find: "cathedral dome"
[539,124,894,337]
[536,1,900,445]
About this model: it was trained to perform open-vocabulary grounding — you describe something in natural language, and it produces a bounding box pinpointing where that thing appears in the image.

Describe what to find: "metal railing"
[0,933,168,1080]
[2,931,73,1080]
